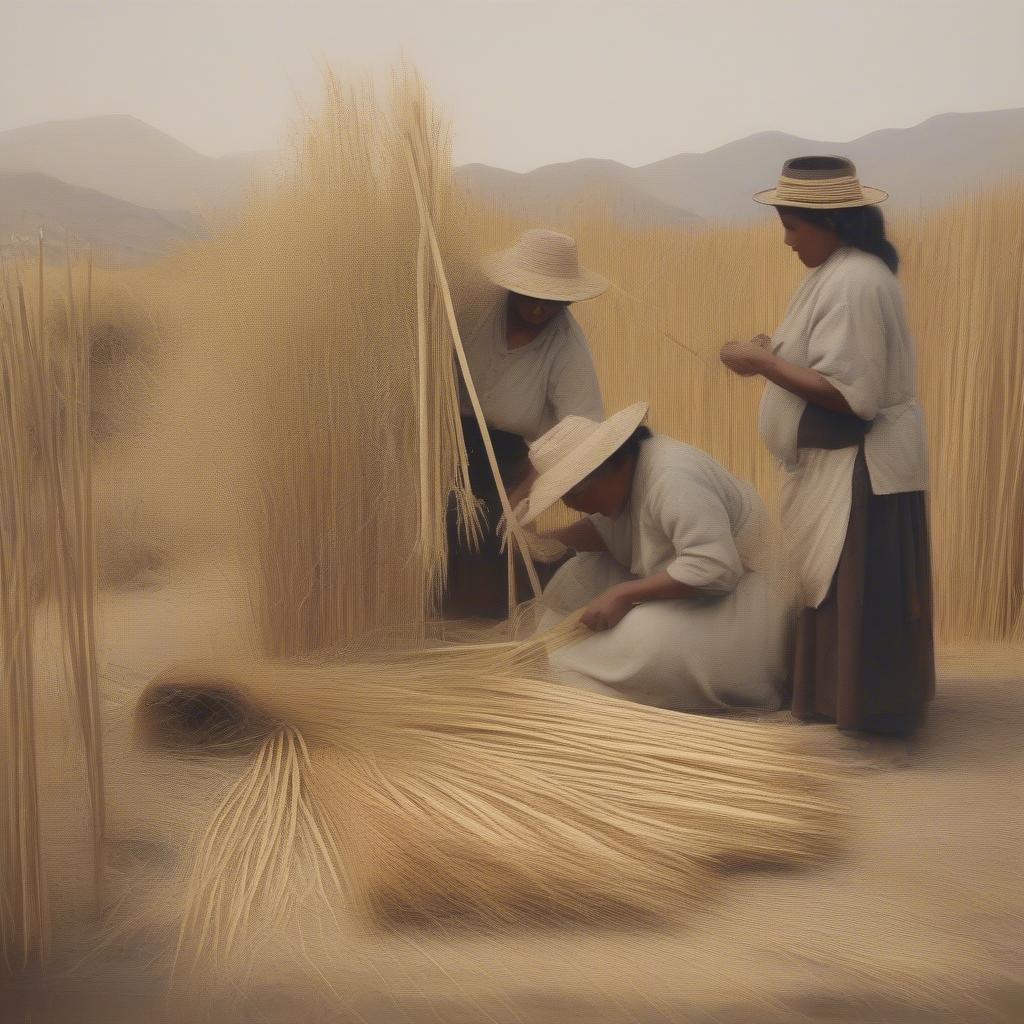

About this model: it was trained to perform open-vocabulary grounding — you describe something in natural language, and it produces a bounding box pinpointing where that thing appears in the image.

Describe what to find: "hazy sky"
[5,0,1024,170]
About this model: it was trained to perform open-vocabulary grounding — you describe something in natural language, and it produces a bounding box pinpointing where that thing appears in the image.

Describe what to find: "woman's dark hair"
[584,425,652,482]
[778,204,900,273]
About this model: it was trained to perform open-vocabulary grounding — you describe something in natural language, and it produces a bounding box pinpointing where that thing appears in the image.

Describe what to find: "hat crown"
[770,153,871,207]
[780,155,858,181]
[509,229,581,281]
[528,415,600,475]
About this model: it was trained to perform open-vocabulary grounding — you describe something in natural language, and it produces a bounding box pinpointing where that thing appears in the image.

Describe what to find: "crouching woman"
[519,403,794,711]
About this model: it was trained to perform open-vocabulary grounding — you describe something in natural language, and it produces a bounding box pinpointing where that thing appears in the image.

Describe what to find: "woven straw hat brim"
[483,253,609,302]
[753,185,888,209]
[520,403,650,526]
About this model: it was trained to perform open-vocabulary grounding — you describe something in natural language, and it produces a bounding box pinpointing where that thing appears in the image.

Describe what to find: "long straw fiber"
[0,241,103,969]
[136,652,842,972]
[197,69,485,657]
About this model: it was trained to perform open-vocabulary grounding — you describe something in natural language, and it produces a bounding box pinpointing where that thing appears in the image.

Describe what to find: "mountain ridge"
[1,106,1021,260]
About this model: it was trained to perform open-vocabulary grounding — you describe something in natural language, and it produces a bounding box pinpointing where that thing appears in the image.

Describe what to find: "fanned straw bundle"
[137,653,842,973]
[0,242,103,968]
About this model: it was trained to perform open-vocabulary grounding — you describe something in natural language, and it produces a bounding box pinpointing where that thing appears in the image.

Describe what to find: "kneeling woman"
[520,404,793,711]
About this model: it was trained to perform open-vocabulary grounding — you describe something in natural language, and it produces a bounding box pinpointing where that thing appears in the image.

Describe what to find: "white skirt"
[537,553,794,712]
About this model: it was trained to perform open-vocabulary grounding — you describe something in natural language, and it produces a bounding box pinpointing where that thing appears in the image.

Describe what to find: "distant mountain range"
[0,114,274,212]
[0,170,199,263]
[459,108,1024,224]
[0,107,1022,263]
[455,159,703,226]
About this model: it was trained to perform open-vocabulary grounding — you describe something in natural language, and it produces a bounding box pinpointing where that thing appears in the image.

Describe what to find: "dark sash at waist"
[797,403,871,450]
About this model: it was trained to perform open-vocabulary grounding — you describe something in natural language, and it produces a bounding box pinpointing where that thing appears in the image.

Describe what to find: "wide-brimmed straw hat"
[483,229,609,302]
[520,402,650,526]
[753,155,888,209]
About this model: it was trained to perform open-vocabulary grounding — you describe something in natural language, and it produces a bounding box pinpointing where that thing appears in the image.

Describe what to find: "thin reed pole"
[401,136,542,603]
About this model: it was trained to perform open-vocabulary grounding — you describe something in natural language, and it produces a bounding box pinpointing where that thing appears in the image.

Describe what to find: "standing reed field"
[465,186,1024,645]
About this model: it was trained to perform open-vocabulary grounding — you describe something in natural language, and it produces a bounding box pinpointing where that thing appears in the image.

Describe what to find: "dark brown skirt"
[791,431,937,736]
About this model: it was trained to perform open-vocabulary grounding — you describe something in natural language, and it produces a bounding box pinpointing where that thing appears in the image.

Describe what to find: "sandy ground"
[2,581,1022,1024]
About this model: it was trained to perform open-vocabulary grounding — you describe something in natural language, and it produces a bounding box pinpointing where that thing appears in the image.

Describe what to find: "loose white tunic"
[458,291,604,442]
[758,247,929,607]
[536,436,793,711]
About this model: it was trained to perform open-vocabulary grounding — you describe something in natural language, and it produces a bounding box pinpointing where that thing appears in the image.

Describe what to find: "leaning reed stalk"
[397,84,482,609]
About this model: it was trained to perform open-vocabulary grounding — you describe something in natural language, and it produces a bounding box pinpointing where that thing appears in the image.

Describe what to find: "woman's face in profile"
[778,211,840,268]
[563,463,632,518]
[509,291,568,327]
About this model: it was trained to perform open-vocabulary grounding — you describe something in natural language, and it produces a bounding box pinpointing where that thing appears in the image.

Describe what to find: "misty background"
[2,0,1024,261]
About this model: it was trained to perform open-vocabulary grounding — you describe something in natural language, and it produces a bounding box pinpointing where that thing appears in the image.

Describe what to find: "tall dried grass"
[157,71,489,658]
[464,186,1024,644]
[0,242,103,968]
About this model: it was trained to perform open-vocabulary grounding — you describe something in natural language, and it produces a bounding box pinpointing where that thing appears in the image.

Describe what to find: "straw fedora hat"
[520,402,650,526]
[753,155,888,209]
[483,229,609,303]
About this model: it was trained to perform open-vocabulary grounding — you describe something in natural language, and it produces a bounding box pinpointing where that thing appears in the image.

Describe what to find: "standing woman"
[720,156,935,736]
[446,229,608,619]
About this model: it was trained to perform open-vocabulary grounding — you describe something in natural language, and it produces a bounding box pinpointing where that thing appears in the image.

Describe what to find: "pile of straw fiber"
[136,652,841,978]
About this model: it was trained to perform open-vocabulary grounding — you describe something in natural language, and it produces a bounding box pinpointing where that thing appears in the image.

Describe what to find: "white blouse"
[758,246,928,495]
[589,436,765,594]
[458,292,604,442]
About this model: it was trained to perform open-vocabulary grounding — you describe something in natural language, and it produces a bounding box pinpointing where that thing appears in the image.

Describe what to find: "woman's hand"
[719,338,773,377]
[580,586,634,632]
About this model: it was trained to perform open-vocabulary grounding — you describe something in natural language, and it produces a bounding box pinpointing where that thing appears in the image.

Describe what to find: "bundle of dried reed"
[176,69,485,658]
[137,653,842,972]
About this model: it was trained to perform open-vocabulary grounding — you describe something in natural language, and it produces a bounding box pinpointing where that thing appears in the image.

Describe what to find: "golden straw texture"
[1,242,103,969]
[138,654,842,961]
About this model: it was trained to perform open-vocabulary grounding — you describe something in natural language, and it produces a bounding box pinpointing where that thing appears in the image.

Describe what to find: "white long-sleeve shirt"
[458,292,604,442]
[758,246,928,495]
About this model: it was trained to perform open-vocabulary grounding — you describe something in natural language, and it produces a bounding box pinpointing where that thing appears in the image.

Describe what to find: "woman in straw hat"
[446,228,608,619]
[719,155,935,737]
[518,403,792,711]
